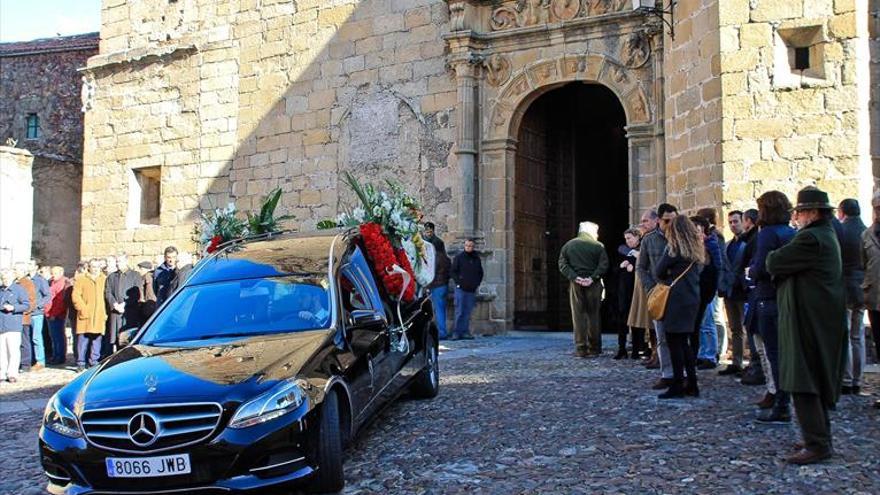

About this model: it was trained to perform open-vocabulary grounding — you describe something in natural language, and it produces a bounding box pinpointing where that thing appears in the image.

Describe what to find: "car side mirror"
[349,310,385,327]
[117,328,137,348]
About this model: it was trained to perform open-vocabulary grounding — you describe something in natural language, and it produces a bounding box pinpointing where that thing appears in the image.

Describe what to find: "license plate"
[106,454,191,478]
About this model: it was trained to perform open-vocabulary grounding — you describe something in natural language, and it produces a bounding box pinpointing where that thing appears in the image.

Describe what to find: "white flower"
[353,207,366,222]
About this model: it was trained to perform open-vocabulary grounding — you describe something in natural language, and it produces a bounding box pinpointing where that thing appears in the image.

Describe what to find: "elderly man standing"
[103,254,143,358]
[0,269,30,383]
[559,221,609,357]
[72,259,108,372]
[862,191,880,410]
[766,186,847,465]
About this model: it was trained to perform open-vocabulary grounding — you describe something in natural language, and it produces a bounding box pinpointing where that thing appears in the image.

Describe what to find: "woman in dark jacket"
[616,228,647,359]
[654,216,706,399]
[749,191,797,423]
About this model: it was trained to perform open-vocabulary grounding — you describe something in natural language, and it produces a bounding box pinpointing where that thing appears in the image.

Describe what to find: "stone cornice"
[80,42,199,75]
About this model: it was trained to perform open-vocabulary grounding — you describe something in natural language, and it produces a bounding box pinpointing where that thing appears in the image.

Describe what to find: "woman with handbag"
[652,216,706,399]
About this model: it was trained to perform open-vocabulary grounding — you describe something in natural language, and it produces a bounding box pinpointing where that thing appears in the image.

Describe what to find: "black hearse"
[39,230,439,494]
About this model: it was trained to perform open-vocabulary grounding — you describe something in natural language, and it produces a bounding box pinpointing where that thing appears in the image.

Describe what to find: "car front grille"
[80,403,223,453]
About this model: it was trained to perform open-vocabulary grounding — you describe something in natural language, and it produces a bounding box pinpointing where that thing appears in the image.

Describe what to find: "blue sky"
[0,0,101,42]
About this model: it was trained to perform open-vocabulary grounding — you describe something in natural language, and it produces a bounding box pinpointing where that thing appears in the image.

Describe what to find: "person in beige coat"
[72,259,107,371]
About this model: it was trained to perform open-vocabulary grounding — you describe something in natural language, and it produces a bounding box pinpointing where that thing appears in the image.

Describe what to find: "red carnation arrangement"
[359,223,415,302]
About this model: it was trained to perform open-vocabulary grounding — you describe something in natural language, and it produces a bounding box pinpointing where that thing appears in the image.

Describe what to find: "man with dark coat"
[766,186,847,465]
[423,222,451,339]
[837,199,867,395]
[559,221,610,357]
[719,210,748,375]
[137,261,158,319]
[103,254,143,358]
[153,246,178,306]
[637,203,678,388]
[450,239,483,340]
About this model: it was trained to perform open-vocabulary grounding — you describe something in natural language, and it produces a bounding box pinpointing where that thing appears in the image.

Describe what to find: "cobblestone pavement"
[2,334,879,495]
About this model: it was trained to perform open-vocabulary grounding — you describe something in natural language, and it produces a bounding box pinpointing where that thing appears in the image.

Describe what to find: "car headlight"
[43,395,82,438]
[228,380,306,429]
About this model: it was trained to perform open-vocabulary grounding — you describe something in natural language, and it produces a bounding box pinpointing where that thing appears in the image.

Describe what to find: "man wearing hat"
[766,186,847,465]
[559,221,609,357]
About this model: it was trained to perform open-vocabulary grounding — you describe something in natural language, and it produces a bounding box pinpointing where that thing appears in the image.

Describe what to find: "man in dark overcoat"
[766,186,847,465]
[103,254,143,358]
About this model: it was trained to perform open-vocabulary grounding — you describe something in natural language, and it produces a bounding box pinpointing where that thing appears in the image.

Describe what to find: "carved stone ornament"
[484,54,513,87]
[490,0,550,31]
[81,75,96,112]
[490,0,631,31]
[586,0,629,15]
[448,1,467,31]
[550,0,580,21]
[621,31,651,69]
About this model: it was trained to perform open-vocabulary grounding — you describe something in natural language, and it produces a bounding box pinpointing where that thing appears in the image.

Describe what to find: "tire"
[410,333,439,399]
[306,390,345,494]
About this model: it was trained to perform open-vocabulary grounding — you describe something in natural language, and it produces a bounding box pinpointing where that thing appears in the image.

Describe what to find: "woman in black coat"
[653,215,706,399]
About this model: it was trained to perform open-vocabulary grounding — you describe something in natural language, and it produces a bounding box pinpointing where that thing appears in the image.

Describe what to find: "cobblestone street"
[2,333,879,495]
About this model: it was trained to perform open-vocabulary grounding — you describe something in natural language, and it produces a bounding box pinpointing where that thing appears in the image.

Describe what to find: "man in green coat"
[559,221,609,357]
[766,186,847,465]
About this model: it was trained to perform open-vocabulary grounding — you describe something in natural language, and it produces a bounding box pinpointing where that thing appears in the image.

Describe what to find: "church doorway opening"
[513,82,629,331]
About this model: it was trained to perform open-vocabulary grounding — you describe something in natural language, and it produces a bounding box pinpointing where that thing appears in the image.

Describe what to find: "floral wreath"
[193,188,293,254]
[331,172,433,302]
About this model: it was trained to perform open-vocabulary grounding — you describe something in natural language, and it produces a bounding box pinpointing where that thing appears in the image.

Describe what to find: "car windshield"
[139,276,332,346]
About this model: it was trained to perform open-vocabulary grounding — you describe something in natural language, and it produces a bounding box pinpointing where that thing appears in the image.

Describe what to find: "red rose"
[207,235,223,253]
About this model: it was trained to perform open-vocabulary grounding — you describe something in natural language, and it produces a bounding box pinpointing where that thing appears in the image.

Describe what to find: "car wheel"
[306,390,345,494]
[410,333,439,399]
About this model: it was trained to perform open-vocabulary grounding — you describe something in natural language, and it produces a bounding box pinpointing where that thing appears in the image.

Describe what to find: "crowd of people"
[558,185,879,465]
[0,247,196,379]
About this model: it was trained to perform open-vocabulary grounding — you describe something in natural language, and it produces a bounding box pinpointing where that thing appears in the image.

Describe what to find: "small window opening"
[793,47,810,71]
[26,114,40,139]
[133,167,161,225]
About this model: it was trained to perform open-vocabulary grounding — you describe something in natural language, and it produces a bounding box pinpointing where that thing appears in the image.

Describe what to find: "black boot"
[631,328,646,359]
[659,381,685,399]
[684,377,700,397]
[614,349,627,360]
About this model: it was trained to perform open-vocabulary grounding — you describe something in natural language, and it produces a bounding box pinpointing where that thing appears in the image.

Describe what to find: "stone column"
[453,60,478,237]
[650,28,667,202]
[625,124,656,224]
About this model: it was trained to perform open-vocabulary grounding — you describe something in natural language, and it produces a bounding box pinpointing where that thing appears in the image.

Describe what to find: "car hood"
[73,330,332,410]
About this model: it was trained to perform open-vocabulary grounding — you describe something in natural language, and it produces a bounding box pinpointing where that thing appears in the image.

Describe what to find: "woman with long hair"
[749,190,797,423]
[618,228,648,359]
[653,216,706,399]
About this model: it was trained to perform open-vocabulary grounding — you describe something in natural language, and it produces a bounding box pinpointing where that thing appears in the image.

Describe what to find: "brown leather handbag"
[647,262,694,321]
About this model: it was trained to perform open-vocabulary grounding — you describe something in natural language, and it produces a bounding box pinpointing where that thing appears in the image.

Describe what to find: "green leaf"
[317,219,338,230]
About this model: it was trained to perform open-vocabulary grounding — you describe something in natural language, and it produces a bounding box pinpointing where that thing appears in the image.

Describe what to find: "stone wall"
[0,35,98,161]
[83,0,457,258]
[32,156,82,272]
[663,0,723,212]
[871,0,880,189]
[0,147,34,269]
[717,0,872,213]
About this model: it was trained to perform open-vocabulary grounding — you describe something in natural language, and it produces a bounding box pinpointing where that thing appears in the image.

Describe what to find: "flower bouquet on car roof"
[335,172,435,304]
[193,188,292,254]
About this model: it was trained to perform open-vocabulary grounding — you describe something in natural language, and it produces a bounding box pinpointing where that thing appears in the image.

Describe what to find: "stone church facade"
[81,0,876,332]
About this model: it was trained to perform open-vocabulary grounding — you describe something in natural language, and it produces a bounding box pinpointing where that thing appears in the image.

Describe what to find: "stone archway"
[443,3,667,332]
[512,82,629,330]
[475,53,664,331]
